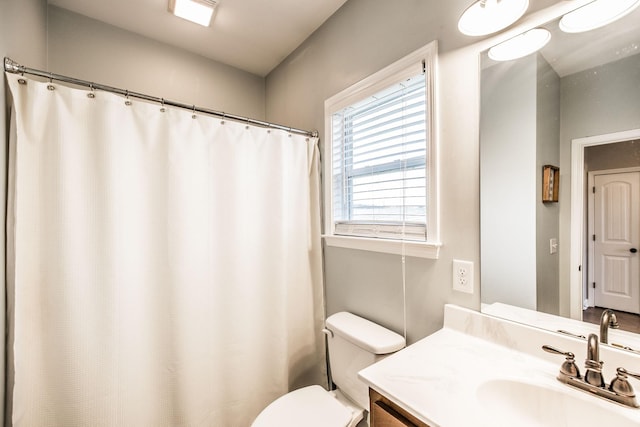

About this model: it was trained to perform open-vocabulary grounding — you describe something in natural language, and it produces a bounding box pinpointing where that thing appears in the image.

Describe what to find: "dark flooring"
[583,306,640,334]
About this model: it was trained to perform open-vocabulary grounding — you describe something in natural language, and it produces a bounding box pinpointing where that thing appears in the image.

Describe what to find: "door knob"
[631,248,638,253]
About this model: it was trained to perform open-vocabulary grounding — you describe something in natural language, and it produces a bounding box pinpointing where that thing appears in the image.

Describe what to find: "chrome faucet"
[543,333,640,408]
[599,309,620,344]
[584,333,604,387]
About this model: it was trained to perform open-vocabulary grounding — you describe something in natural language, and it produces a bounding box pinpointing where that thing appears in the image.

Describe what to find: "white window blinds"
[331,73,427,241]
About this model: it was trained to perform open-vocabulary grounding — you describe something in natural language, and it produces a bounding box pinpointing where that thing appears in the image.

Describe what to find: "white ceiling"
[48,0,349,77]
[541,4,640,77]
[482,3,640,77]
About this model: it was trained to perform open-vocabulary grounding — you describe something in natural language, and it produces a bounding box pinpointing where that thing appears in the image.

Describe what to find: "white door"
[593,172,640,313]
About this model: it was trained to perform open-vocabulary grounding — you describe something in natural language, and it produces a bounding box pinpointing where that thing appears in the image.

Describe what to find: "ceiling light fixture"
[559,0,640,33]
[168,0,218,27]
[458,0,530,36]
[488,28,551,61]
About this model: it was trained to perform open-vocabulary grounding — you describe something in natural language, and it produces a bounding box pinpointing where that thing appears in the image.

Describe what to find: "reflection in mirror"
[480,3,640,347]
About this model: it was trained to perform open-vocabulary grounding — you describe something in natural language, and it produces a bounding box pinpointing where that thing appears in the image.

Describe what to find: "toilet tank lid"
[325,312,406,354]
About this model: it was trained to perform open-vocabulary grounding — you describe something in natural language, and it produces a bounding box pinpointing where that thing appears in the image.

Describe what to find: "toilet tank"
[325,312,405,411]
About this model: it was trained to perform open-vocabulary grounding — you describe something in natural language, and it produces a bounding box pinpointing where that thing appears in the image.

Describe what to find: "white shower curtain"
[6,73,325,427]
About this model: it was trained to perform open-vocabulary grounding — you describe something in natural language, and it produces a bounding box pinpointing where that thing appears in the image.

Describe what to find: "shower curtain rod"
[4,57,318,138]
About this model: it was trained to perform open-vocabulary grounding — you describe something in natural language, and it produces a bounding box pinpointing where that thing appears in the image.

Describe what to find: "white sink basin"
[358,306,640,427]
[477,379,638,427]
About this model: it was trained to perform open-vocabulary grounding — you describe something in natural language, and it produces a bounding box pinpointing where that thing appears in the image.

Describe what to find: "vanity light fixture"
[168,0,218,27]
[458,0,530,36]
[488,28,551,61]
[559,0,640,33]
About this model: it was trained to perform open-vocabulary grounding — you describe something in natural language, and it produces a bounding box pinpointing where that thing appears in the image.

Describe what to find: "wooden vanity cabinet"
[369,388,431,427]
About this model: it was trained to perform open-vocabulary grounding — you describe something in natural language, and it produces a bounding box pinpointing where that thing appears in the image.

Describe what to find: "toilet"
[252,312,406,427]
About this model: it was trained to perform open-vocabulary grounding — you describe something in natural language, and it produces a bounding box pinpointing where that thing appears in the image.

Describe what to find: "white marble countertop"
[358,304,640,427]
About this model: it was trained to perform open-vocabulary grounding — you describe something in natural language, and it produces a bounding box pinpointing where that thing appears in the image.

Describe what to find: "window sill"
[323,235,441,259]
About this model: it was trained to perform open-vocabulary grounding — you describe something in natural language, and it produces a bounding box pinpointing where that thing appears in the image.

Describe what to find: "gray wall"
[479,53,561,316]
[47,6,266,120]
[536,55,560,315]
[264,0,565,343]
[559,53,640,315]
[480,56,538,310]
[265,0,495,343]
[1,0,48,424]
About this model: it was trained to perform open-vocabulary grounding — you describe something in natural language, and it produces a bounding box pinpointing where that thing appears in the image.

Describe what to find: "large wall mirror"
[480,2,640,349]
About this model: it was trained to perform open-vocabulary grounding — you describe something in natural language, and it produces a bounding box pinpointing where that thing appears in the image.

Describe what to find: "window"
[323,42,440,258]
[331,74,427,240]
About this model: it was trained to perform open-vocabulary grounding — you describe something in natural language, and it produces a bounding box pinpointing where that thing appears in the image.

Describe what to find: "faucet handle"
[542,345,581,379]
[542,345,574,357]
[610,368,640,398]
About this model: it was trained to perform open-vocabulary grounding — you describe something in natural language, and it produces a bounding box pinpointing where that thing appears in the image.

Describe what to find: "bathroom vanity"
[360,305,640,427]
[369,388,429,427]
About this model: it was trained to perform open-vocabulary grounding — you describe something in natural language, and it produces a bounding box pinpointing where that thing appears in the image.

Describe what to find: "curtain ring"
[245,117,250,130]
[47,72,55,91]
[125,90,132,106]
[87,84,95,99]
[160,98,166,113]
[221,112,226,125]
[192,105,197,119]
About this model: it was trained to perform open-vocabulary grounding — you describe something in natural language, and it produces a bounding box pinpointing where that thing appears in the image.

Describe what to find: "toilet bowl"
[251,385,363,427]
[251,312,405,427]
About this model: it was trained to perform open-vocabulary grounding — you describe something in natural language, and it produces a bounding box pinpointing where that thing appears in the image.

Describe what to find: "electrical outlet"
[452,259,474,294]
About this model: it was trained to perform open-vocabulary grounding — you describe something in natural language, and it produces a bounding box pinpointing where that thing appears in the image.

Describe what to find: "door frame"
[570,128,640,320]
[586,167,640,309]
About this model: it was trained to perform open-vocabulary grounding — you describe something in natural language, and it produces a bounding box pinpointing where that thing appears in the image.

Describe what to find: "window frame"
[323,41,441,259]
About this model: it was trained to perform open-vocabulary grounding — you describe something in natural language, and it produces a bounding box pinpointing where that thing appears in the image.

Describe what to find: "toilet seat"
[251,385,362,427]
